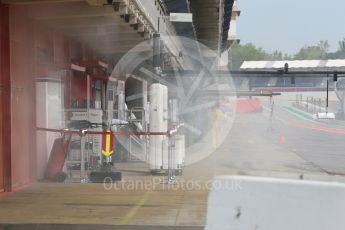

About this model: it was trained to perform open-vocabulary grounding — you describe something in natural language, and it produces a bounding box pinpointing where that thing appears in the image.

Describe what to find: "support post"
[326,77,329,113]
[80,135,86,183]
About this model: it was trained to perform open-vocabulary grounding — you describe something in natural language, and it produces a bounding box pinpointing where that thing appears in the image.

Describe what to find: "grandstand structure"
[239,59,345,90]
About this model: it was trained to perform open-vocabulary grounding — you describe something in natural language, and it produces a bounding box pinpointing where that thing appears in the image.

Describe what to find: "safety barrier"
[230,99,262,113]
[37,127,168,136]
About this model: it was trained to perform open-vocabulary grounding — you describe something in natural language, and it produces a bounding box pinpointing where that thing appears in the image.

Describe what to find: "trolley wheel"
[54,172,67,182]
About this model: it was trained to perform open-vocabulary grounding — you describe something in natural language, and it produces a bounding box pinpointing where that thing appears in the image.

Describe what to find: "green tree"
[283,53,291,60]
[294,46,322,59]
[339,38,345,52]
[271,50,283,60]
[230,43,271,69]
[318,40,330,55]
[330,38,345,59]
[319,38,345,59]
[294,40,329,60]
[230,43,290,69]
[229,39,345,70]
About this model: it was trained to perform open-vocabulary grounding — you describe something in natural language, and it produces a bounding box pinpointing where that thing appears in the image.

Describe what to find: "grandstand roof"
[240,59,345,70]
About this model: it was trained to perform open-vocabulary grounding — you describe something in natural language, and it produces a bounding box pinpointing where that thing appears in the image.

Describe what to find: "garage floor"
[0,162,211,227]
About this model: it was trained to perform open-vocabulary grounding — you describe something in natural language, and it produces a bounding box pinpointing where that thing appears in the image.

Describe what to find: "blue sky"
[237,0,345,54]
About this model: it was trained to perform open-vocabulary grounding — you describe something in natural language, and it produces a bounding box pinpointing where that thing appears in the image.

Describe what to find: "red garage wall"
[5,4,96,190]
[0,4,11,192]
[10,5,36,189]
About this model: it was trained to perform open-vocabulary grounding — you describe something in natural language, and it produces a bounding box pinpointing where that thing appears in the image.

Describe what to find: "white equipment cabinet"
[174,135,185,170]
[36,78,64,179]
[149,83,186,173]
[161,136,185,172]
[149,83,167,172]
